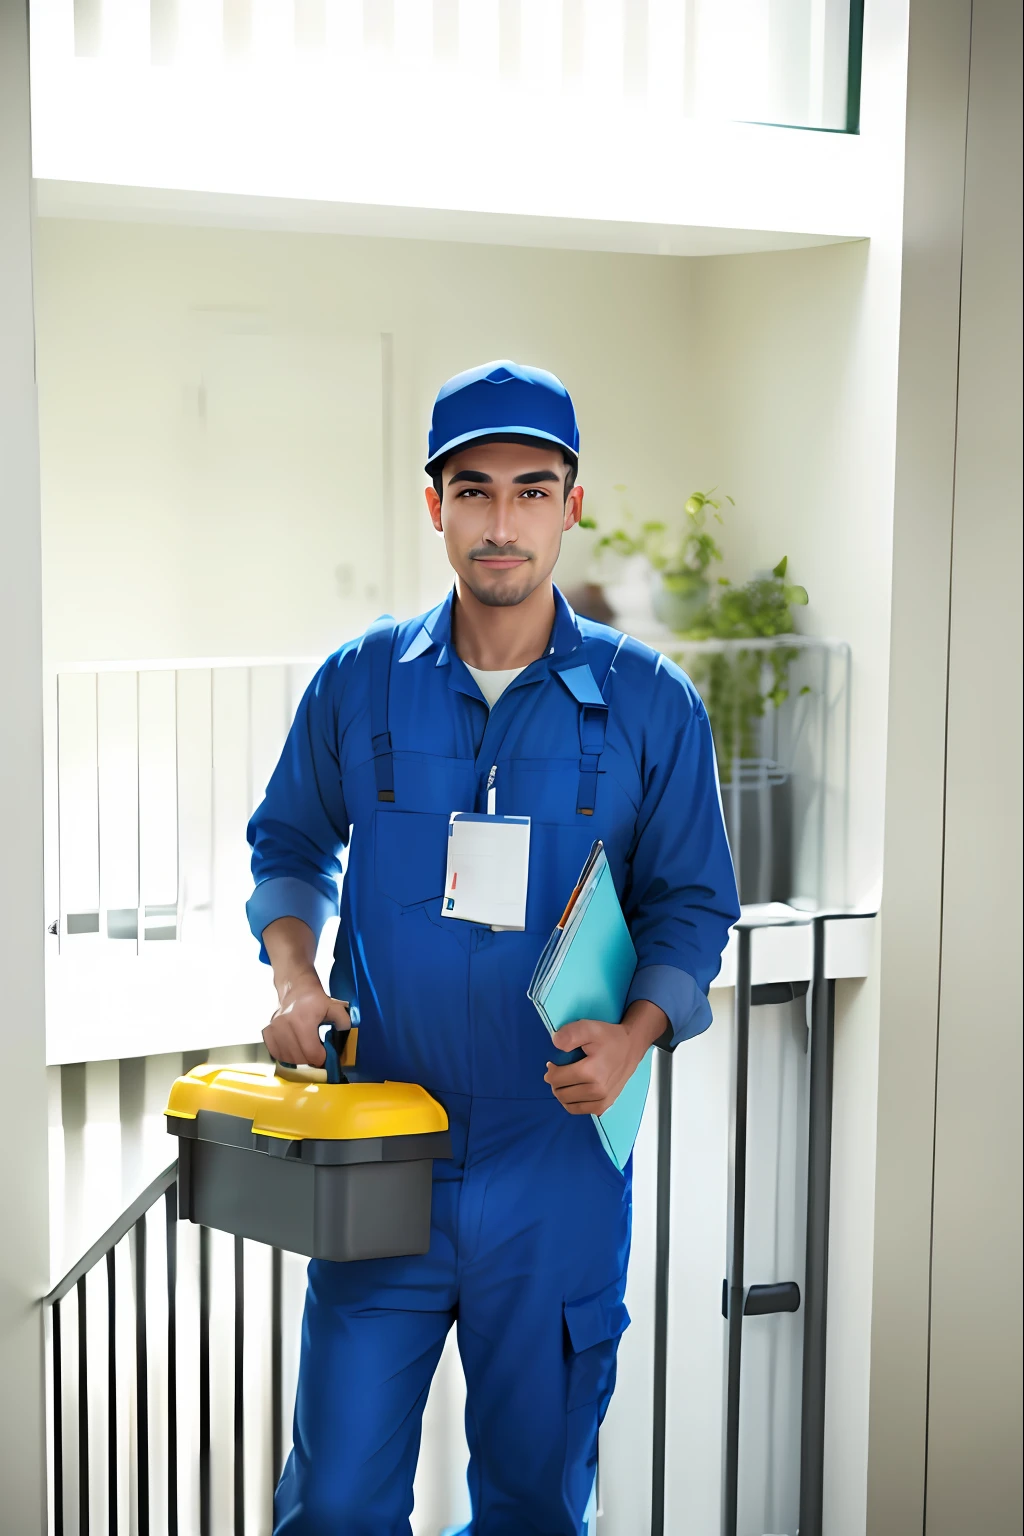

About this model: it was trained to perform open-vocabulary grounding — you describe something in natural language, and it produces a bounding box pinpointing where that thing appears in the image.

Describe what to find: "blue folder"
[527,842,653,1170]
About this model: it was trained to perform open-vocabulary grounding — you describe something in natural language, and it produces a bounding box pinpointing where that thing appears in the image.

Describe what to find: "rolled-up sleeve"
[622,657,740,1047]
[246,652,352,964]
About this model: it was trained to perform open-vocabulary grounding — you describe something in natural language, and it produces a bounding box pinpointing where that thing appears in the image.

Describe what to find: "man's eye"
[520,488,547,499]
[457,488,486,497]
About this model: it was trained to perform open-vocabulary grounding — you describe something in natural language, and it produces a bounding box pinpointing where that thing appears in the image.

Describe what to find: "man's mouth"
[472,554,530,569]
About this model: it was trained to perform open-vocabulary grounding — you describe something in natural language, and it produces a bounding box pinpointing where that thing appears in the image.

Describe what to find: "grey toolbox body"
[166,1038,451,1263]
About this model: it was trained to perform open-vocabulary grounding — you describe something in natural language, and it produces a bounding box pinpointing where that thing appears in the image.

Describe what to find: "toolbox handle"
[274,1018,357,1085]
[320,1022,347,1084]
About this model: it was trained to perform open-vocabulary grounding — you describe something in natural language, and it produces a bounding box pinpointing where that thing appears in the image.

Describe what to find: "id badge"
[442,813,531,930]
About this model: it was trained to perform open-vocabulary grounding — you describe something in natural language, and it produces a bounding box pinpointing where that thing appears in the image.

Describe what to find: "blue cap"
[425,360,579,476]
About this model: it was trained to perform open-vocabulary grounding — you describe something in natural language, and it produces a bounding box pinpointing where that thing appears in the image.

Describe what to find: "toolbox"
[165,1027,451,1262]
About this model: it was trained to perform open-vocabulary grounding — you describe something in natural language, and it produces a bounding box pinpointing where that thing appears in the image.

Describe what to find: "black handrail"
[166,1185,178,1536]
[43,1163,178,1308]
[649,1046,673,1536]
[650,908,873,1534]
[721,925,753,1536]
[42,1157,286,1536]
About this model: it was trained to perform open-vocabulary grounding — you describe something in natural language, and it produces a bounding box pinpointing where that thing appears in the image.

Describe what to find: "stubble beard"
[463,559,539,609]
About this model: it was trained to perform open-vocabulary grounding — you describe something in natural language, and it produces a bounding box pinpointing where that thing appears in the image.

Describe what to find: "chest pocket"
[524,819,600,934]
[374,808,449,908]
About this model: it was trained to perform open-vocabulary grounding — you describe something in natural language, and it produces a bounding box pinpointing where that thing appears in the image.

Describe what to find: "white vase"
[600,555,655,627]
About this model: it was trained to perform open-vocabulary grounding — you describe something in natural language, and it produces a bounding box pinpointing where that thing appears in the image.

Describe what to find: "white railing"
[32,0,859,216]
[30,0,859,156]
[45,657,324,1065]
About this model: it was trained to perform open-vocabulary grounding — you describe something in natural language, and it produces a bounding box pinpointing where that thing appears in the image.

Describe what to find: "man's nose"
[486,491,519,546]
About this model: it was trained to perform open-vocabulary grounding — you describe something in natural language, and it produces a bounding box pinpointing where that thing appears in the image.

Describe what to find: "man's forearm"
[261,917,349,1065]
[621,998,672,1056]
[262,916,318,998]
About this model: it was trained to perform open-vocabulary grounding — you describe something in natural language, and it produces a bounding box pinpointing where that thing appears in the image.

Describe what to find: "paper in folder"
[528,841,653,1170]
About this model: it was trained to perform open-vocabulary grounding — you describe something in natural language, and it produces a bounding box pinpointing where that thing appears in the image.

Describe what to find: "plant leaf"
[772,556,788,578]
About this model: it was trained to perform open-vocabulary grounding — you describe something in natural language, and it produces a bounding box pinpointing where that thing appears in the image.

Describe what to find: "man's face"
[425,440,584,608]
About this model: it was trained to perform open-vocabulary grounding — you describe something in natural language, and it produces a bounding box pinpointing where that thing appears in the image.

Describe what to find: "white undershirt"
[464,663,527,709]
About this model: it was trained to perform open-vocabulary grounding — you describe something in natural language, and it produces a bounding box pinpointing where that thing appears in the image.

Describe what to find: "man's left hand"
[544,1000,670,1116]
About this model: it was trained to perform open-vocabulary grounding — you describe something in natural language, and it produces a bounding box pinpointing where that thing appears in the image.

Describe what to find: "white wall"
[0,6,50,1532]
[926,0,1023,1518]
[882,0,1022,1530]
[0,6,51,1529]
[866,0,975,1526]
[34,216,695,663]
[689,237,900,909]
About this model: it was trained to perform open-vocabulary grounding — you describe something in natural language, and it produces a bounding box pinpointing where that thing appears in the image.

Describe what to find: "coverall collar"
[398,585,585,694]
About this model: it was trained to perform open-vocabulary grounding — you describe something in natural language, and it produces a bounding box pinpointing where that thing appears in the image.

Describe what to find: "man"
[248,360,739,1535]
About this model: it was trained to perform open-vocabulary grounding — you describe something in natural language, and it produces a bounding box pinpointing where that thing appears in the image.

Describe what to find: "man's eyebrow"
[512,470,561,485]
[447,469,492,485]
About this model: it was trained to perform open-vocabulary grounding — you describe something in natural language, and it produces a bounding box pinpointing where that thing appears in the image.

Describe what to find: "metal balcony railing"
[42,1163,285,1536]
[42,909,868,1535]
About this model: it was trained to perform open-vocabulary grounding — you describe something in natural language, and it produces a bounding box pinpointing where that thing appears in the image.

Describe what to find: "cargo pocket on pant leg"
[563,1283,631,1413]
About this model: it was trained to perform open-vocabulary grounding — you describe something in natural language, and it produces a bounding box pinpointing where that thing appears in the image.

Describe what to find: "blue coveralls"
[247,588,739,1536]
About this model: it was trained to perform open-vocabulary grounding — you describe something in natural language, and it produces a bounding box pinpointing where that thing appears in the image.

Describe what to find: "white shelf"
[713,907,875,992]
[45,942,276,1066]
[46,909,875,1066]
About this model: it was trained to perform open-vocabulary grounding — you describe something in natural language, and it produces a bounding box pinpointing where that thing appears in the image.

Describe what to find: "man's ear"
[425,484,443,533]
[563,484,585,531]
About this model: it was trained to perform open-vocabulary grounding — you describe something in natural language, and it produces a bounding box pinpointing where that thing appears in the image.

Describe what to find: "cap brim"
[425,427,579,477]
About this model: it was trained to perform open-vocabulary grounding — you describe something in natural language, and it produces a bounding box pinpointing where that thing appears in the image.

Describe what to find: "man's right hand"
[263,971,350,1068]
[261,916,350,1067]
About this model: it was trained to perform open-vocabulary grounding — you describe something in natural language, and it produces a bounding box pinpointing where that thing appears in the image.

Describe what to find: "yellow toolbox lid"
[166,1062,448,1142]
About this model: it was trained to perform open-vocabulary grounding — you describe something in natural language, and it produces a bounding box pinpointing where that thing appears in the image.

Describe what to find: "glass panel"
[667,636,852,912]
[686,0,857,130]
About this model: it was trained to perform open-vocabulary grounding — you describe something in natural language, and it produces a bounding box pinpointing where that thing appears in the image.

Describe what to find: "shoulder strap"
[363,616,399,804]
[584,632,623,697]
[555,634,625,815]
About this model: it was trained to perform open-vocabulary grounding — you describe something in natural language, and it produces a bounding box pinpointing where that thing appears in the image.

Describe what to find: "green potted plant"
[672,558,810,905]
[579,486,732,629]
[653,489,731,632]
[677,557,810,775]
